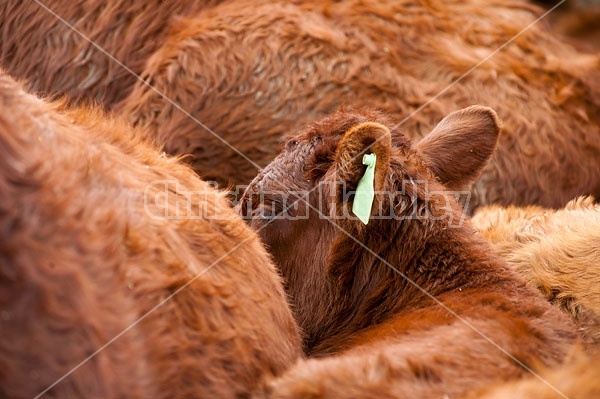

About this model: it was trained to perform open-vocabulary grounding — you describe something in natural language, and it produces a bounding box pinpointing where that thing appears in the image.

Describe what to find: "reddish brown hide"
[0,0,224,107]
[0,72,301,398]
[121,0,600,210]
[240,107,577,398]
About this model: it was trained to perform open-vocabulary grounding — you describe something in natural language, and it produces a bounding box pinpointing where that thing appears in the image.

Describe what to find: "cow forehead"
[288,109,390,142]
[254,144,314,190]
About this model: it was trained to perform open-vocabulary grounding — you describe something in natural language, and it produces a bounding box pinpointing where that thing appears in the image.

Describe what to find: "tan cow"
[472,196,600,344]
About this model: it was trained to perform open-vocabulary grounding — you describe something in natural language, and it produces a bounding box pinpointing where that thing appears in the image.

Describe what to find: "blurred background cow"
[2,0,599,211]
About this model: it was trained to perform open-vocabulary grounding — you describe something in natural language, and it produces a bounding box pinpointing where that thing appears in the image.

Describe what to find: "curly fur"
[472,196,600,344]
[240,108,577,398]
[120,0,600,210]
[468,348,600,399]
[0,71,301,398]
[0,0,223,107]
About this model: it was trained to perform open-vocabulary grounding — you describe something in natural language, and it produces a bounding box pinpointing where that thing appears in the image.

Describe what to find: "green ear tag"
[352,153,377,225]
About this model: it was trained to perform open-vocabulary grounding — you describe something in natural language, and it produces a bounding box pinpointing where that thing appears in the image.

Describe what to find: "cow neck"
[305,208,505,356]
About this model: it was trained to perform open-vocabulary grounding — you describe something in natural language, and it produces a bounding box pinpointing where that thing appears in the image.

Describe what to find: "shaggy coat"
[240,106,576,398]
[0,0,223,107]
[468,349,600,399]
[0,72,301,398]
[535,0,600,52]
[472,196,600,344]
[121,0,600,209]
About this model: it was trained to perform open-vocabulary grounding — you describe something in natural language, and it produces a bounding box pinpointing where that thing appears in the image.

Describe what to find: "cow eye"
[258,207,278,220]
[254,200,284,221]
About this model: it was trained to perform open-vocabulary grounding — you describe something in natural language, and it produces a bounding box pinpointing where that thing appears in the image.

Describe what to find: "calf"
[121,0,600,209]
[472,196,600,344]
[0,71,301,398]
[240,106,576,398]
[0,0,223,107]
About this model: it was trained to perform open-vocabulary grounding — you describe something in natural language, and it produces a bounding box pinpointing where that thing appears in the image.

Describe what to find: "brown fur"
[472,196,600,344]
[535,0,600,52]
[240,107,577,398]
[468,348,600,399]
[0,0,223,108]
[0,71,301,398]
[120,0,600,209]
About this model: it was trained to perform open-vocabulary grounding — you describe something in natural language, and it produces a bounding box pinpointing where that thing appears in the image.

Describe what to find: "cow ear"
[333,122,391,222]
[415,105,501,190]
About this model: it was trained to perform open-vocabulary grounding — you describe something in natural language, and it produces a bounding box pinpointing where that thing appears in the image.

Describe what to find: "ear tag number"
[352,153,377,225]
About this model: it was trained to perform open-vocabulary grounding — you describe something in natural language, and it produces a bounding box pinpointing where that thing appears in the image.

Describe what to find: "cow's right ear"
[333,122,391,221]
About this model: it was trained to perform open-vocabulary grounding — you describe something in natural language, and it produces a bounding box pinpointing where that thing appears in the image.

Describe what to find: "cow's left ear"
[333,122,391,221]
[415,105,501,190]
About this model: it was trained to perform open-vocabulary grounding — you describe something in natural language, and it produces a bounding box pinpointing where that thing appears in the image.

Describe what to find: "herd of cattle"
[1,0,599,398]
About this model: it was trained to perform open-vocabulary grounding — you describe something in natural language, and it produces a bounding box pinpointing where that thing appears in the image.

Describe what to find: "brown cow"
[239,106,577,398]
[0,71,301,398]
[121,0,600,210]
[0,0,224,108]
[472,196,600,344]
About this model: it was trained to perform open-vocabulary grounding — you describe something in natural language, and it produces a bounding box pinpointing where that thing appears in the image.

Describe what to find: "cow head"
[239,106,500,351]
